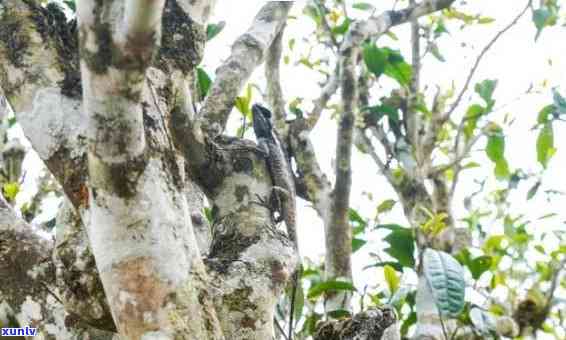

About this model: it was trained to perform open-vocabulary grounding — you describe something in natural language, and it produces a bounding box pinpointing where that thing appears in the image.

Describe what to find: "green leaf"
[475,79,497,109]
[537,104,556,124]
[485,128,510,179]
[494,159,510,180]
[206,21,226,41]
[533,8,551,40]
[537,122,555,168]
[352,238,367,253]
[364,105,397,125]
[478,17,496,24]
[378,224,416,268]
[401,311,417,336]
[290,280,304,324]
[3,182,20,201]
[63,0,76,11]
[332,18,351,35]
[235,85,253,118]
[430,43,446,62]
[463,104,485,140]
[486,132,505,163]
[352,2,374,11]
[196,68,212,100]
[307,280,356,299]
[203,207,213,223]
[7,117,17,127]
[377,199,396,214]
[349,208,367,229]
[362,44,387,78]
[303,5,322,26]
[433,19,449,38]
[384,265,400,294]
[552,88,566,115]
[423,249,466,318]
[527,181,541,200]
[537,104,555,124]
[383,48,412,86]
[468,255,492,280]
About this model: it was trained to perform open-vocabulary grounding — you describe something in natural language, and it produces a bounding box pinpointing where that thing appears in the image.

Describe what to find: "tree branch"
[122,0,166,46]
[324,33,358,311]
[199,2,293,137]
[407,0,421,148]
[265,28,287,131]
[343,0,456,50]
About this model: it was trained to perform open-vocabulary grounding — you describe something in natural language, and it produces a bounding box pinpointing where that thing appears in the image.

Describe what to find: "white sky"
[9,1,566,337]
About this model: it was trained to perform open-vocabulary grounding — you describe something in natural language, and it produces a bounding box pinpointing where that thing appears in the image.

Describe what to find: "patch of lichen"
[78,5,153,76]
[207,221,261,263]
[0,229,55,310]
[155,0,206,74]
[223,287,257,312]
[89,152,148,200]
[79,21,113,75]
[22,1,81,98]
[55,226,116,331]
[44,146,88,209]
[0,6,31,68]
[234,185,250,203]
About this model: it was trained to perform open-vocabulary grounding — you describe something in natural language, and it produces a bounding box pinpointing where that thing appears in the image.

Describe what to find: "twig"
[274,316,290,340]
[444,0,532,121]
[429,127,485,176]
[359,129,395,186]
[544,256,566,313]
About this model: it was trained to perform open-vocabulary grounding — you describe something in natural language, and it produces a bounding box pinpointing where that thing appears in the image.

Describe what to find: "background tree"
[1,0,565,340]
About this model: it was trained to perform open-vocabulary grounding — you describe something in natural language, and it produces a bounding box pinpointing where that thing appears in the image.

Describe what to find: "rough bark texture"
[314,307,398,340]
[1,0,297,339]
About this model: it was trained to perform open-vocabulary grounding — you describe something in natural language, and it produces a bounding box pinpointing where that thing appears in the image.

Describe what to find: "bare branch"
[324,36,358,311]
[544,256,566,313]
[369,126,395,161]
[199,2,293,137]
[407,0,421,147]
[343,0,456,50]
[265,28,287,130]
[358,128,396,186]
